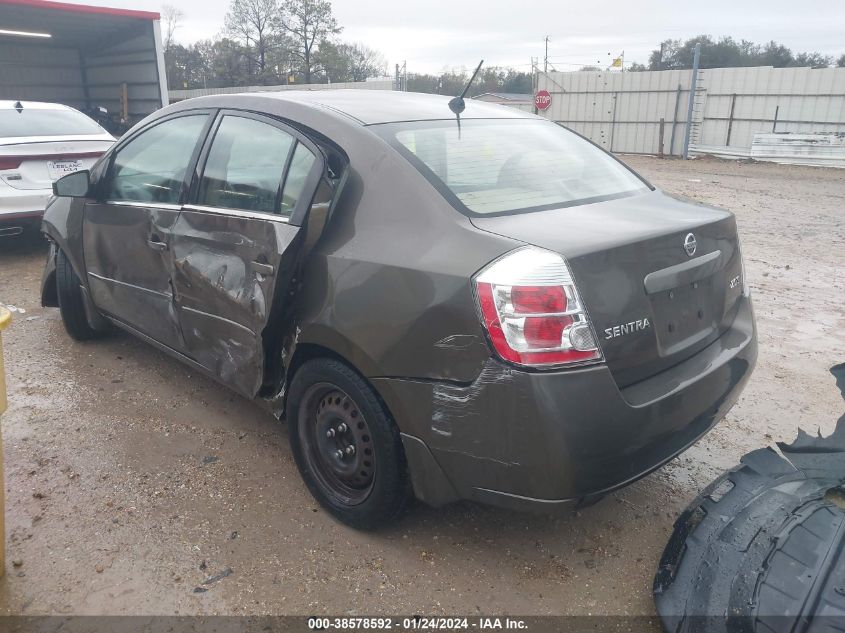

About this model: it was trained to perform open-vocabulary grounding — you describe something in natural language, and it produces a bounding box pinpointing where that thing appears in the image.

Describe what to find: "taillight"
[0,157,23,171]
[474,247,602,368]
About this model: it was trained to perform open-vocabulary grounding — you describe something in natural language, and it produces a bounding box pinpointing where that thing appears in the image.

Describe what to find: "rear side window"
[0,107,106,138]
[105,114,208,205]
[198,116,299,215]
[280,143,317,215]
[381,119,649,216]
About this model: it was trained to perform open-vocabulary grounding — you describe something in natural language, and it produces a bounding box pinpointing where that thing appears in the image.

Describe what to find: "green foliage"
[316,41,387,83]
[407,68,532,97]
[164,6,845,93]
[223,0,280,76]
[649,35,835,70]
[279,0,342,83]
[165,0,374,89]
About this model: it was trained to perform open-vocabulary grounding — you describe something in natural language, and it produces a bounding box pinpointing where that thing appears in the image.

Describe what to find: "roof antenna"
[448,59,484,138]
[13,101,23,114]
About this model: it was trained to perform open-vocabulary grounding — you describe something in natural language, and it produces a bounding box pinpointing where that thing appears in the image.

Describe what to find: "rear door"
[170,111,329,397]
[83,112,212,351]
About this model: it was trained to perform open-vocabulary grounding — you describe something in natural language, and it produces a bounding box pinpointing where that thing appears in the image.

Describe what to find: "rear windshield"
[378,119,649,216]
[0,108,106,138]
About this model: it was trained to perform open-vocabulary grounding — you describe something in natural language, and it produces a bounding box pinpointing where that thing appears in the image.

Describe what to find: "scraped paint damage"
[430,358,523,466]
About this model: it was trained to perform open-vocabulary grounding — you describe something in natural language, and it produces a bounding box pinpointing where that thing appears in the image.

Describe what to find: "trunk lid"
[471,190,744,387]
[0,137,113,191]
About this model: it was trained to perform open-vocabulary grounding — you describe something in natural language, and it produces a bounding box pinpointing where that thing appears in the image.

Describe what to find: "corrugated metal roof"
[0,0,158,49]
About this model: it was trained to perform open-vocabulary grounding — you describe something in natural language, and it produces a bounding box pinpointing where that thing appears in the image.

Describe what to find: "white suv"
[1,101,114,237]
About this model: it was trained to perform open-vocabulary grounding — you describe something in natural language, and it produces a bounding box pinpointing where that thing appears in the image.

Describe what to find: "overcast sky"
[77,0,845,74]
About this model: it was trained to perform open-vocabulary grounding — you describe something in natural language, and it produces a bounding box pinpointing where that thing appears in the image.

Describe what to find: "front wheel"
[56,248,108,341]
[287,358,411,530]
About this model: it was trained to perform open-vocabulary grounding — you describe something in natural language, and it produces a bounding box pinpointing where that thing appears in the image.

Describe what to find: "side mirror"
[52,170,91,198]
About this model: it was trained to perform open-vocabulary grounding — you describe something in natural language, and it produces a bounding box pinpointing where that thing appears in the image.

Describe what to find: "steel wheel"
[287,358,411,529]
[298,382,376,506]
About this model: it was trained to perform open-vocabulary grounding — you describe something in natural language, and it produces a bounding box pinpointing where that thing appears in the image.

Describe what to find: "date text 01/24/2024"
[307,617,528,630]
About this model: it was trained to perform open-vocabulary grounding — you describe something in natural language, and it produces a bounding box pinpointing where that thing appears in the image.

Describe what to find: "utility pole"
[394,61,407,91]
[544,36,549,73]
[682,42,701,160]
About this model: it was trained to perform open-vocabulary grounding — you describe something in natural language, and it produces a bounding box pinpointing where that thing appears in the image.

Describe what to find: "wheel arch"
[283,338,382,413]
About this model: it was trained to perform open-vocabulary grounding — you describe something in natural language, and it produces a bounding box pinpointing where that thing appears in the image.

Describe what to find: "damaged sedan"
[40,90,757,529]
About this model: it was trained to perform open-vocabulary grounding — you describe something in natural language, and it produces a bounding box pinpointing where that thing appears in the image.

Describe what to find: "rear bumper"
[376,293,757,511]
[0,186,51,221]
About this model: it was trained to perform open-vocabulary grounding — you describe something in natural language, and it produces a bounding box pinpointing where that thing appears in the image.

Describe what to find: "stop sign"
[534,90,552,110]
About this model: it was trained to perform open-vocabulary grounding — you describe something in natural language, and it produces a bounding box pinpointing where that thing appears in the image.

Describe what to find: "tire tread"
[56,248,103,341]
[287,357,412,530]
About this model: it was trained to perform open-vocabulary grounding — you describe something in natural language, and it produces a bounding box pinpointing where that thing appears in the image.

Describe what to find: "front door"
[82,113,211,351]
[170,112,328,397]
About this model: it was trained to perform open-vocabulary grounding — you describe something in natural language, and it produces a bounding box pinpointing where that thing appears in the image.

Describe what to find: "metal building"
[0,0,168,127]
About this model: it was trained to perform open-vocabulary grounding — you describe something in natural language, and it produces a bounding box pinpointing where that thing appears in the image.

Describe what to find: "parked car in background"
[0,101,114,237]
[40,91,757,529]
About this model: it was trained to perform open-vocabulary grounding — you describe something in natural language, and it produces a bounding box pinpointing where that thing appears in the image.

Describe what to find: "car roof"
[0,100,74,111]
[215,89,539,126]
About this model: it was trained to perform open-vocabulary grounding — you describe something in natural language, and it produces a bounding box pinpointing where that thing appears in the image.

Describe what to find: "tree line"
[642,35,844,71]
[163,0,388,89]
[164,5,845,93]
[163,0,537,94]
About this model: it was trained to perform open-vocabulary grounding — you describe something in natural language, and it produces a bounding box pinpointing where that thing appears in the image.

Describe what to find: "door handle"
[147,238,168,252]
[251,261,275,276]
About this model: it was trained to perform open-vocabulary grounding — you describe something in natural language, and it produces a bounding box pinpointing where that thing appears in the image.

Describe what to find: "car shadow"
[0,230,49,259]
[82,322,683,541]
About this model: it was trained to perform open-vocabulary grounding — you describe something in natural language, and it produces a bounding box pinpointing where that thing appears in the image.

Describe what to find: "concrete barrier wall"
[169,80,394,102]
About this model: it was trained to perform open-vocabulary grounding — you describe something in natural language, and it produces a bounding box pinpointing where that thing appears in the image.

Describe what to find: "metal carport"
[0,0,168,127]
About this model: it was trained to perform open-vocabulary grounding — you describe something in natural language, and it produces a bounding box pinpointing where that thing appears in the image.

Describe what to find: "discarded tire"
[654,364,845,633]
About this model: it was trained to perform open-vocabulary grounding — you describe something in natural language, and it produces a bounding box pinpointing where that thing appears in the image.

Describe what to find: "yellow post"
[0,306,10,577]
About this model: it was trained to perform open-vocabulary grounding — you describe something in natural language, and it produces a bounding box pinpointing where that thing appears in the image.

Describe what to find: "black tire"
[287,358,411,530]
[56,248,106,341]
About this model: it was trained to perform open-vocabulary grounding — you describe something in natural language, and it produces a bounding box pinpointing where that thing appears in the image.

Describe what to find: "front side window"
[105,114,208,204]
[199,116,313,216]
[380,119,649,216]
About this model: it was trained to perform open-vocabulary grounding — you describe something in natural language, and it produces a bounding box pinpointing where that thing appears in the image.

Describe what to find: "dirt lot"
[0,156,842,617]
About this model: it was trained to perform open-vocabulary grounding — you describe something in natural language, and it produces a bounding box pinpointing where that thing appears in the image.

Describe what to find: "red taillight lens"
[474,248,602,368]
[523,315,572,348]
[0,157,23,171]
[511,285,567,314]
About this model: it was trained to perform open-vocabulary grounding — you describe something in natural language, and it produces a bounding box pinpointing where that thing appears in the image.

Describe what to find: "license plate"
[47,160,83,181]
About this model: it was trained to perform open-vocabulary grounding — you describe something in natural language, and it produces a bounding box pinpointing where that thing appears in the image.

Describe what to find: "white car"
[1,101,115,237]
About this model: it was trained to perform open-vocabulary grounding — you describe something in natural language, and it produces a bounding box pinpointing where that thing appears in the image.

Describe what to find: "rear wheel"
[287,358,411,530]
[56,248,107,341]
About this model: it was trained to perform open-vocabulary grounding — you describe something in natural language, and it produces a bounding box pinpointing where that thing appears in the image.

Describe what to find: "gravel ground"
[0,156,842,617]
